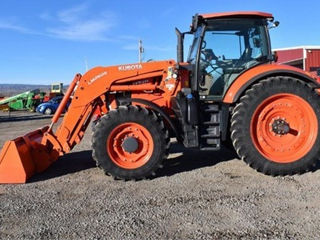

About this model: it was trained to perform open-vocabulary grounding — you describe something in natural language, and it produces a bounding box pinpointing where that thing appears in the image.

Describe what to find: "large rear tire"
[92,105,169,180]
[231,76,320,176]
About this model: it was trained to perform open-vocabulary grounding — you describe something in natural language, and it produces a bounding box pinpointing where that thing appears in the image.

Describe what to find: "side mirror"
[272,51,278,62]
[269,20,280,29]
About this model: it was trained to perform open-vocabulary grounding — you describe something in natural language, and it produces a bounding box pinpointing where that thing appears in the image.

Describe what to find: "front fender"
[223,64,320,103]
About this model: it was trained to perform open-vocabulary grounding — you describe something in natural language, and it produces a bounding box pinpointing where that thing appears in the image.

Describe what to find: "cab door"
[199,28,245,99]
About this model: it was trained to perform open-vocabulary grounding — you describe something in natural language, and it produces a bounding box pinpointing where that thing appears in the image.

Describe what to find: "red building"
[274,46,320,75]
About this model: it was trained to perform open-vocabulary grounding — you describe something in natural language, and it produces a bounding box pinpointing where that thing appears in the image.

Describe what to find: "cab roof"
[200,11,273,20]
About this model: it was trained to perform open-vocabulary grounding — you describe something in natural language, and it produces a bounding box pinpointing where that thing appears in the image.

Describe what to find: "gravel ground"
[1,111,320,239]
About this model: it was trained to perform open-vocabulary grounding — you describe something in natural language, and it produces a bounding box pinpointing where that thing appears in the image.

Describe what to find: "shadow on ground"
[158,144,238,177]
[29,150,96,183]
[29,143,238,183]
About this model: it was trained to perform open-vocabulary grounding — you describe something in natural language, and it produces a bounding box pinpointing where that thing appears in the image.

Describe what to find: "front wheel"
[231,77,320,176]
[92,106,169,180]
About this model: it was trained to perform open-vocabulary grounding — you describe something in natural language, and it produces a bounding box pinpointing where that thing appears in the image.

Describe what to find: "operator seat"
[240,47,253,61]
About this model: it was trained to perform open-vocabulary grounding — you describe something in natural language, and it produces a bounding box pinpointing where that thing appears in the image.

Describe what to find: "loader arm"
[50,63,169,154]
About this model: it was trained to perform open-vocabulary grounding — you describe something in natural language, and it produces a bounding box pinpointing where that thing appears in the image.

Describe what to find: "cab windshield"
[204,18,271,64]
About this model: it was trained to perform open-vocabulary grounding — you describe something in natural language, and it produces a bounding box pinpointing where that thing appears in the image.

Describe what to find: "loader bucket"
[0,126,60,183]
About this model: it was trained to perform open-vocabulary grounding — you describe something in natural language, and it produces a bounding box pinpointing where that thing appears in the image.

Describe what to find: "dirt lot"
[1,111,320,239]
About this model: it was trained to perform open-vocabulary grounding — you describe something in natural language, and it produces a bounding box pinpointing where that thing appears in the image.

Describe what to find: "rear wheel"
[231,76,320,175]
[92,106,169,180]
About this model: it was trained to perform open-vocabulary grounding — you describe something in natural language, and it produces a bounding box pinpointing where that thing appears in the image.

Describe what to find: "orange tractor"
[1,11,320,183]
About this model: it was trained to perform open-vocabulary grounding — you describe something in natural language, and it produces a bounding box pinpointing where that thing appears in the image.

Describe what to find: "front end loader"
[1,11,320,183]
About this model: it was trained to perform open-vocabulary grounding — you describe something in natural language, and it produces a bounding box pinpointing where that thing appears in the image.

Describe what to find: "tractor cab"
[174,12,279,150]
[182,12,275,100]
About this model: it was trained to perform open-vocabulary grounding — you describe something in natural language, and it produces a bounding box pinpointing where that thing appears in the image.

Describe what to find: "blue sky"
[0,0,319,84]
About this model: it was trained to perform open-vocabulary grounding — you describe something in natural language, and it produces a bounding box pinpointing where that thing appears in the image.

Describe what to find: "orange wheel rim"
[106,122,154,169]
[250,93,318,163]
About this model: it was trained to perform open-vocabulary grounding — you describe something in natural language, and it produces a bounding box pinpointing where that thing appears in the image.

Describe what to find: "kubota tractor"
[1,11,320,183]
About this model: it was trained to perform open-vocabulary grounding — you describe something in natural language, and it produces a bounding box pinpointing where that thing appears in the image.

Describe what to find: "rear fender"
[223,64,320,104]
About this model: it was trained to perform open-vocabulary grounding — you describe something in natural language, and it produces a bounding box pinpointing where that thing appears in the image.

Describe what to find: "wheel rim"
[106,122,154,169]
[250,93,318,163]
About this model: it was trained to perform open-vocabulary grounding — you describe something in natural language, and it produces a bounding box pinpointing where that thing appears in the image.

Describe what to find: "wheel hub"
[271,119,290,135]
[106,122,154,169]
[121,137,139,153]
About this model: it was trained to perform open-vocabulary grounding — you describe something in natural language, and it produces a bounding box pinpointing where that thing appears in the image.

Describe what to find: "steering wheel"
[201,49,218,62]
[200,48,220,72]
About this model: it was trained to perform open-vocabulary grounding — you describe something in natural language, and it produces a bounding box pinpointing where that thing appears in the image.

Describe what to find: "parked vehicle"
[36,96,64,115]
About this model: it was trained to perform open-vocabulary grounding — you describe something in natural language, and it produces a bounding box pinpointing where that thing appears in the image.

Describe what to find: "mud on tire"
[92,105,169,180]
[231,76,320,176]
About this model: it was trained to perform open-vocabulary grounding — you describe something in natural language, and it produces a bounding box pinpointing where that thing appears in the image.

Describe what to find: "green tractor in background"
[0,89,45,112]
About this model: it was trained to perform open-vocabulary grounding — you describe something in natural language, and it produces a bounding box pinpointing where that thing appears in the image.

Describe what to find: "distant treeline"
[0,84,68,97]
